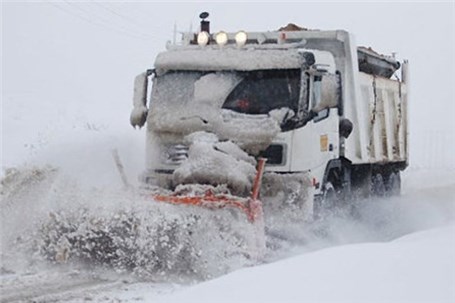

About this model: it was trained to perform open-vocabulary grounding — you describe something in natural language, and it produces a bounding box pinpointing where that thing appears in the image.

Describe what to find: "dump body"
[359,72,408,163]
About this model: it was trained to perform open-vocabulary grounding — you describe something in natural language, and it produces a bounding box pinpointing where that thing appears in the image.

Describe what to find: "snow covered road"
[1,270,121,302]
[95,174,455,303]
[156,225,455,303]
[2,170,453,303]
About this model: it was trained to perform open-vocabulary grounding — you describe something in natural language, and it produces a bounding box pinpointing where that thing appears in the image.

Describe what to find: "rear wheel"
[386,172,401,196]
[371,173,386,197]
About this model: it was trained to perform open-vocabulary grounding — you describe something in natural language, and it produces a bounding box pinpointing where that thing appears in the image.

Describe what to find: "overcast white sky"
[1,1,455,167]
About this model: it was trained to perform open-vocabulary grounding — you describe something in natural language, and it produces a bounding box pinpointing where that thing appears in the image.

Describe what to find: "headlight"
[235,31,247,47]
[215,31,228,46]
[197,31,210,46]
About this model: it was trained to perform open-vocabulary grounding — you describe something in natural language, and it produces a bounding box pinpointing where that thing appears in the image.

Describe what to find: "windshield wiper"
[180,115,209,124]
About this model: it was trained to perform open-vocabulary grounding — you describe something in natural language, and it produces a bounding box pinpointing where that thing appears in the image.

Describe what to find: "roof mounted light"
[197,31,210,46]
[235,31,247,47]
[215,31,228,46]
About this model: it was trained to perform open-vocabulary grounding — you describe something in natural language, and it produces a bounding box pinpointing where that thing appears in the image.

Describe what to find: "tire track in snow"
[1,270,122,302]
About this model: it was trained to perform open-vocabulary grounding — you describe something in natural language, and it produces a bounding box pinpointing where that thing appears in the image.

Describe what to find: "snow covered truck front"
[131,29,338,199]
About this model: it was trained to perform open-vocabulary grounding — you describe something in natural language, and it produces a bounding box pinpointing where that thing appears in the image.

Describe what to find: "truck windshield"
[152,69,300,115]
[223,69,301,115]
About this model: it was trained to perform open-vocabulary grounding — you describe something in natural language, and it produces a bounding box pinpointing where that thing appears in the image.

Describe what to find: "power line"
[48,1,153,41]
[49,2,144,40]
[62,0,153,39]
[92,2,156,38]
[74,1,156,39]
[116,2,174,34]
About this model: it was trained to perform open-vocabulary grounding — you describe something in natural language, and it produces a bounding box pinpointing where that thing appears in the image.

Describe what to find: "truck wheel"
[371,173,386,197]
[321,182,337,210]
[386,172,401,196]
[314,182,337,219]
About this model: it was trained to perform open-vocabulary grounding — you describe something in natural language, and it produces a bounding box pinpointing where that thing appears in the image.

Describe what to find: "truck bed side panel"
[347,72,408,164]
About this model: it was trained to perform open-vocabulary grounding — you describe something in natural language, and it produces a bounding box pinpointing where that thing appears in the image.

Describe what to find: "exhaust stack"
[199,12,210,34]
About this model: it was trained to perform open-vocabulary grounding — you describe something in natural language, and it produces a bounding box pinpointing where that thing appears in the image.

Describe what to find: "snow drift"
[0,166,257,281]
[157,224,455,303]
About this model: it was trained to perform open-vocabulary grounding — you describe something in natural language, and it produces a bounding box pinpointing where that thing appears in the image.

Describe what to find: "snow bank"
[157,225,455,303]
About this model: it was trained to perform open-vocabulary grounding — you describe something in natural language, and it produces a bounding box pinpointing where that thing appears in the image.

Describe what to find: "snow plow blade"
[151,158,267,259]
[153,191,261,223]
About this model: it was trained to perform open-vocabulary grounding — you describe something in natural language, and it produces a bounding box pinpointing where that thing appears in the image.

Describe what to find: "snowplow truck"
[131,17,408,230]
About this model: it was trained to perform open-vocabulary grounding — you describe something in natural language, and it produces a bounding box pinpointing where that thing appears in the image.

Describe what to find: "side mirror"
[339,118,353,138]
[311,74,340,113]
[301,51,315,67]
[130,70,154,128]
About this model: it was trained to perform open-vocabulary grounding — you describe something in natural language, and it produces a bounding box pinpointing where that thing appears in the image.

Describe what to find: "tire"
[314,182,337,219]
[386,172,401,196]
[371,173,386,197]
[321,182,337,210]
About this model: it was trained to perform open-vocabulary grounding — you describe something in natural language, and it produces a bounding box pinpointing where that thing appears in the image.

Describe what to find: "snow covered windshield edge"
[150,70,301,116]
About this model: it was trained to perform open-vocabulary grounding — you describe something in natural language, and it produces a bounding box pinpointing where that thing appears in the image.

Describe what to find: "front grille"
[165,144,188,165]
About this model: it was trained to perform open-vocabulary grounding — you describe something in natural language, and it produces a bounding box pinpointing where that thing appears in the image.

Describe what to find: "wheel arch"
[321,157,352,191]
